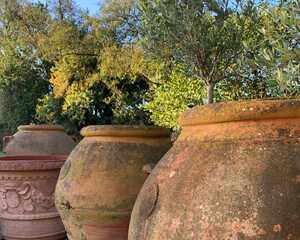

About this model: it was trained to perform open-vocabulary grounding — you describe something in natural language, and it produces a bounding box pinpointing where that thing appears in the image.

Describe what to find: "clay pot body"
[55,125,172,240]
[129,99,300,240]
[0,155,66,240]
[4,125,76,155]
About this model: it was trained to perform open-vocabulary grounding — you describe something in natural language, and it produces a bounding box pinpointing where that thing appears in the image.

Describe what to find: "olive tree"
[139,0,260,103]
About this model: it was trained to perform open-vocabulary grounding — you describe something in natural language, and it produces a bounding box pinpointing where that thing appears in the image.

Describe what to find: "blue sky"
[31,0,103,15]
[75,0,102,14]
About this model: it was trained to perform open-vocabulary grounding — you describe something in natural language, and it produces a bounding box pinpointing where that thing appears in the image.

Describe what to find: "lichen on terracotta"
[129,99,300,240]
[55,125,172,240]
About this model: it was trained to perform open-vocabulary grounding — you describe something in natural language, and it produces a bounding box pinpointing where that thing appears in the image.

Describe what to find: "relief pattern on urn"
[0,156,67,240]
[0,182,55,215]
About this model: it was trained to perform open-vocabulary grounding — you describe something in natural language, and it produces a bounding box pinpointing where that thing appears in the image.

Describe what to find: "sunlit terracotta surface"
[129,99,300,240]
[55,125,172,240]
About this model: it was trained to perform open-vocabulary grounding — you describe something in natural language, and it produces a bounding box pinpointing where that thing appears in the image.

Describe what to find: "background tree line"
[0,0,299,135]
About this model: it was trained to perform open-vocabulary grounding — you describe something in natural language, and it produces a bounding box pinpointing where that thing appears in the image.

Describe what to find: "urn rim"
[0,155,67,171]
[80,125,170,138]
[18,125,65,132]
[179,98,300,127]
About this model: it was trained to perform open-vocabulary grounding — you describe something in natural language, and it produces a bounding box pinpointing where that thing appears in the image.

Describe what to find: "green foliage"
[1,0,153,135]
[139,0,299,125]
[36,81,114,135]
[35,94,64,124]
[144,66,205,129]
[1,0,299,136]
[257,1,299,96]
[0,1,53,131]
[37,0,154,134]
[36,50,152,134]
[215,0,299,100]
[0,55,49,132]
[138,0,260,102]
[215,66,279,101]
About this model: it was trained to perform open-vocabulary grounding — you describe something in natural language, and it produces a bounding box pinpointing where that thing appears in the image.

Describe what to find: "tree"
[36,52,152,134]
[0,0,49,132]
[139,0,261,103]
[0,0,154,135]
[100,0,141,44]
[2,0,297,136]
[0,52,49,132]
[255,0,299,97]
[35,0,153,134]
[216,0,299,100]
[53,0,77,21]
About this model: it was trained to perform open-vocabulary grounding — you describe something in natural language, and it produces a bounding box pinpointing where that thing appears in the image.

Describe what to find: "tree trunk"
[58,0,64,21]
[207,82,215,104]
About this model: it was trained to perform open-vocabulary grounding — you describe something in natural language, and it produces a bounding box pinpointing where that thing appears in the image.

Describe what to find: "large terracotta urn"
[0,155,67,240]
[4,125,76,155]
[55,125,171,240]
[129,99,300,240]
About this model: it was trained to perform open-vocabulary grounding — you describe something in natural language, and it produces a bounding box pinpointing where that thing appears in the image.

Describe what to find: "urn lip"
[179,98,300,127]
[80,125,171,138]
[0,155,67,171]
[18,124,65,132]
[0,155,67,161]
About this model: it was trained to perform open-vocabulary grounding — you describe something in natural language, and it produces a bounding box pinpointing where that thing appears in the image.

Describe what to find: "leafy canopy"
[138,0,261,103]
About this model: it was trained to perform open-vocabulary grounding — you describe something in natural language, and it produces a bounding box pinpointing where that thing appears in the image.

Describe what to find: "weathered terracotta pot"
[129,99,300,240]
[0,155,67,240]
[4,125,76,155]
[55,125,172,240]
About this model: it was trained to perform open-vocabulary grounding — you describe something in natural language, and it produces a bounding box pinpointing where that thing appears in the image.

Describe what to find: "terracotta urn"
[0,155,67,240]
[55,125,172,240]
[4,125,76,155]
[129,99,300,240]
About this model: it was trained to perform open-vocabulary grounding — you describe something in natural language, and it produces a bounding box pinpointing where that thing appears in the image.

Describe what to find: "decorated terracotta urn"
[0,155,67,240]
[129,99,300,240]
[55,125,172,240]
[4,125,76,155]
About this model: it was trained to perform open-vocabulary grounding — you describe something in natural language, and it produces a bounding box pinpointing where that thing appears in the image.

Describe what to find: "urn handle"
[143,163,155,175]
[2,136,13,150]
